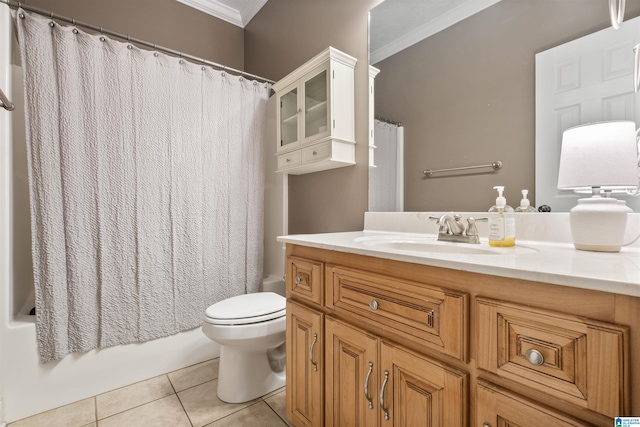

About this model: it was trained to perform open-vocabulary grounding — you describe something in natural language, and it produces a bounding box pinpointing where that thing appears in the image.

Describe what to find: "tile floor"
[8,358,294,427]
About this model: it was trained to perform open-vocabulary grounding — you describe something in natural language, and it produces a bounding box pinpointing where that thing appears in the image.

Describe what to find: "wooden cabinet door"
[287,300,324,427]
[287,256,324,305]
[379,341,468,427]
[477,296,629,418]
[476,380,594,427]
[325,317,379,427]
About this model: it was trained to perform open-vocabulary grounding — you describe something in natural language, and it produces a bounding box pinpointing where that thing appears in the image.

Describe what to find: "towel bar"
[0,87,15,111]
[423,161,502,177]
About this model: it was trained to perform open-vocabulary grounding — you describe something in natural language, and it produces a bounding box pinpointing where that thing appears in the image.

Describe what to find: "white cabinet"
[273,47,357,175]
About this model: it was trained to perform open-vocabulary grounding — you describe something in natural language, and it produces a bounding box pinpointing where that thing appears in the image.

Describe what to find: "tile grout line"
[169,374,195,427]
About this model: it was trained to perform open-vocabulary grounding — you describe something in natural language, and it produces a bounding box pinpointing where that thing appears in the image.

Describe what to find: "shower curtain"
[17,9,267,362]
[369,119,404,212]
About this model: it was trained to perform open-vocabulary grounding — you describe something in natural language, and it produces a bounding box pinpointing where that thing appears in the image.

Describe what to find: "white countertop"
[278,213,640,297]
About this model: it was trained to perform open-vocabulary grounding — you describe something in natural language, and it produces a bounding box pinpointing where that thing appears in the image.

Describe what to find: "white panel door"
[536,17,640,212]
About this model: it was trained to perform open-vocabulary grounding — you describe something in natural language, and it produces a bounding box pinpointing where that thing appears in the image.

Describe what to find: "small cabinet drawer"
[326,265,468,361]
[477,380,593,427]
[277,151,301,170]
[477,296,629,418]
[287,256,324,305]
[301,141,331,164]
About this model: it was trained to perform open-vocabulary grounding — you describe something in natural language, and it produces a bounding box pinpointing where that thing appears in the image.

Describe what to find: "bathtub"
[0,4,219,423]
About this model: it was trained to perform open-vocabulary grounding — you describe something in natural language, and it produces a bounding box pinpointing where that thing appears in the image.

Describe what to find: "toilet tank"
[262,275,285,297]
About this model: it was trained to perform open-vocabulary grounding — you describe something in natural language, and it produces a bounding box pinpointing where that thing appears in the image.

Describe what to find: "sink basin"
[354,234,538,255]
[375,241,496,254]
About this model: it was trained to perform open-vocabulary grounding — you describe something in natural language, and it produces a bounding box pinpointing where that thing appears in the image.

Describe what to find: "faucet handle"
[466,217,488,242]
[429,216,447,234]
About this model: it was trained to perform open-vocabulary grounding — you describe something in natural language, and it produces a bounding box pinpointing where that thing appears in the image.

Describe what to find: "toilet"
[202,288,286,403]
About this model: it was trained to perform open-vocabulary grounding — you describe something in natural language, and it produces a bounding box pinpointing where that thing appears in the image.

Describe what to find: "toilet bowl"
[202,291,286,403]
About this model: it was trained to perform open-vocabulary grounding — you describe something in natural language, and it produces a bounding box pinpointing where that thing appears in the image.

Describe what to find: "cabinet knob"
[369,300,378,311]
[483,423,492,427]
[286,158,291,163]
[295,276,301,285]
[312,151,317,155]
[525,348,545,366]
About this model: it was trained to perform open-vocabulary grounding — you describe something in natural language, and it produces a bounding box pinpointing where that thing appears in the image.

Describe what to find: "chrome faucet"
[429,214,487,244]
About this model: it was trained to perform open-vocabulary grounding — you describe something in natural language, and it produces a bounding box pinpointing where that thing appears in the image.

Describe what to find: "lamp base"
[569,198,632,252]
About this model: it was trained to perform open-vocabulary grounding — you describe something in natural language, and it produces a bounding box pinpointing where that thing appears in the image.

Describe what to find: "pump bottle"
[515,189,536,213]
[488,186,515,247]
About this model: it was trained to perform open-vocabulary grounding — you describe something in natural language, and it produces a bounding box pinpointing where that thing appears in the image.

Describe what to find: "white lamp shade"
[557,121,638,191]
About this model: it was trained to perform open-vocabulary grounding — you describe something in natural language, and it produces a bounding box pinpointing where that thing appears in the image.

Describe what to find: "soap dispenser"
[515,189,536,213]
[488,186,515,247]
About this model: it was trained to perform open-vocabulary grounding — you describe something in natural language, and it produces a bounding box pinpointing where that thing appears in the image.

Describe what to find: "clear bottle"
[515,189,537,213]
[488,186,516,247]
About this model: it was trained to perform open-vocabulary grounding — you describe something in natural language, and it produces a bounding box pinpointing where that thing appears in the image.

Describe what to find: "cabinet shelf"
[281,113,297,125]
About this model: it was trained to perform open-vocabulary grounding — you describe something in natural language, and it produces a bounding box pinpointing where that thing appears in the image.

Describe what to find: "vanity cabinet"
[325,317,468,426]
[284,244,635,427]
[286,300,324,427]
[273,47,357,175]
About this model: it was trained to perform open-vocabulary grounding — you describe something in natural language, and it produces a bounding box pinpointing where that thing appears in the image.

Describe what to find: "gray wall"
[245,0,382,234]
[375,0,640,212]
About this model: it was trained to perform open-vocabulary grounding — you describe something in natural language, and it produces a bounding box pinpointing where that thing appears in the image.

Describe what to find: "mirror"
[369,0,640,212]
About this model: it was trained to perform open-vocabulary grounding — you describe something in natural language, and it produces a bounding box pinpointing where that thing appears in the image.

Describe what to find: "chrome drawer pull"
[295,276,302,285]
[364,362,373,409]
[309,333,318,372]
[380,370,389,420]
[525,348,544,366]
[369,300,378,311]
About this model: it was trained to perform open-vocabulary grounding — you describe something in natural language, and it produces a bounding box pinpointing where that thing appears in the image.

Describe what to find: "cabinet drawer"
[477,297,629,418]
[277,151,301,170]
[326,265,468,361]
[287,256,324,305]
[477,380,593,427]
[301,141,331,164]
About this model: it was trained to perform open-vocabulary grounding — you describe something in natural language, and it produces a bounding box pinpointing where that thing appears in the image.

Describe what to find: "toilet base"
[217,343,286,403]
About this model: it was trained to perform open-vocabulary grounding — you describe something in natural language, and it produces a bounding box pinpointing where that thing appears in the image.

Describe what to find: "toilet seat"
[205,292,286,325]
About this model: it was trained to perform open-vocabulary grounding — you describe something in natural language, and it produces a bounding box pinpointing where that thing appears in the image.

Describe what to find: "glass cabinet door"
[303,68,329,142]
[279,86,298,149]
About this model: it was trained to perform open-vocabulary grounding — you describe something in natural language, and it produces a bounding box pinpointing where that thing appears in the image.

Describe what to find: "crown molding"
[176,0,268,28]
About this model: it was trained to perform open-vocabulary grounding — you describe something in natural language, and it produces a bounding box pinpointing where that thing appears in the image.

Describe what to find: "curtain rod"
[1,0,275,84]
[375,116,402,127]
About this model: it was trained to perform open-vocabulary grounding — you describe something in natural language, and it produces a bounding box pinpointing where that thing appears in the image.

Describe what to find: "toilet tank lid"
[205,292,286,320]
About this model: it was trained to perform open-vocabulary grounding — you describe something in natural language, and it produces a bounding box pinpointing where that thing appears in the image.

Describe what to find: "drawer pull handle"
[309,333,318,372]
[369,300,378,311]
[525,348,544,366]
[295,276,302,285]
[380,370,389,420]
[364,362,374,409]
[286,158,291,162]
[312,150,317,155]
[427,310,434,328]
[483,424,492,427]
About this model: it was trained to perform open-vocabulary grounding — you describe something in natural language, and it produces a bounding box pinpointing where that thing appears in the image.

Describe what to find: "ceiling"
[177,0,501,62]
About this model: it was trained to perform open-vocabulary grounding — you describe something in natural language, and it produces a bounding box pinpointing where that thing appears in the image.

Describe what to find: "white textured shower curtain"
[369,120,403,212]
[17,9,267,362]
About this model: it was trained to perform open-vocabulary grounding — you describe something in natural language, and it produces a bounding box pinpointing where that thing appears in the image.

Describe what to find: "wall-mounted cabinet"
[273,47,357,175]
